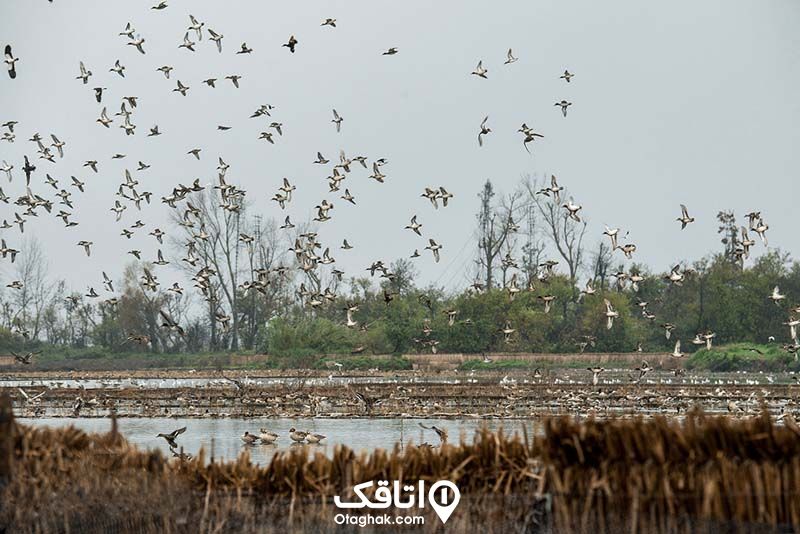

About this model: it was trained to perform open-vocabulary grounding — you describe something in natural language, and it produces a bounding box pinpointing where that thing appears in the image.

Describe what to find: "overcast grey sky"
[1,0,799,295]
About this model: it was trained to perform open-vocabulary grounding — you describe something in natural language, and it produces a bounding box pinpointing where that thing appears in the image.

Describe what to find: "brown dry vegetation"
[3,395,800,533]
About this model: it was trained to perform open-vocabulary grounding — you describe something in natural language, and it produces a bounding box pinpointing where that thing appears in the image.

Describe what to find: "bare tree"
[170,189,246,350]
[10,237,56,340]
[238,215,292,349]
[591,241,614,290]
[520,203,545,287]
[475,180,522,289]
[525,175,587,298]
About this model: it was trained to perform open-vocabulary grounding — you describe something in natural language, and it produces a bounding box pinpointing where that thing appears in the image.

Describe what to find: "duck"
[769,286,786,305]
[128,36,146,54]
[604,299,619,329]
[562,199,582,222]
[471,60,487,79]
[188,14,204,40]
[504,48,518,64]
[418,423,448,445]
[225,74,242,88]
[587,367,605,386]
[179,33,196,51]
[241,431,258,445]
[500,322,515,343]
[76,61,92,84]
[405,215,423,236]
[670,340,684,358]
[331,109,343,132]
[208,29,223,52]
[109,59,125,77]
[156,65,173,78]
[753,219,769,246]
[677,204,695,229]
[4,45,18,79]
[258,429,279,444]
[283,35,298,53]
[560,69,573,82]
[538,294,556,313]
[478,116,491,146]
[305,433,326,444]
[174,80,190,96]
[425,239,442,262]
[289,428,308,443]
[554,100,572,117]
[157,426,187,448]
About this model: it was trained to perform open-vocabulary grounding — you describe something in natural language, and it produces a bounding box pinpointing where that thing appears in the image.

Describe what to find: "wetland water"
[21,417,535,464]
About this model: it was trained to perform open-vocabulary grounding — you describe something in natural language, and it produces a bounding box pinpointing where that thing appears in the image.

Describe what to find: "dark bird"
[4,45,18,79]
[22,155,35,185]
[283,35,298,53]
[157,426,186,448]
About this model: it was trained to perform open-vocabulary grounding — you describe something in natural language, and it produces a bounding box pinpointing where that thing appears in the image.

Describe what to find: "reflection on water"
[20,417,536,465]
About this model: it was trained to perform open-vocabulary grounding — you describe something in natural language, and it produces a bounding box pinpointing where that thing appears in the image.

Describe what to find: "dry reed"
[2,396,800,533]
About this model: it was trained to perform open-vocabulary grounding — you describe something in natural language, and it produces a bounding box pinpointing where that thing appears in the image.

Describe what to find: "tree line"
[1,175,797,358]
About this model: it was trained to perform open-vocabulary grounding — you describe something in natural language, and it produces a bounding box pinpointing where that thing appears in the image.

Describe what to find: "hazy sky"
[1,0,799,296]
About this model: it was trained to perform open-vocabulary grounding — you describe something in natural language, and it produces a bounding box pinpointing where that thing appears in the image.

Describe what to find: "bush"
[686,343,798,372]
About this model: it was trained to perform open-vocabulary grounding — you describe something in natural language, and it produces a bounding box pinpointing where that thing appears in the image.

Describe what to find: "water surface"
[21,417,535,464]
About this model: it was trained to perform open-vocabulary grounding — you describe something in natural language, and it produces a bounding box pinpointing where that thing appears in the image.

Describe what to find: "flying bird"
[76,61,92,84]
[471,60,488,78]
[478,116,491,146]
[331,109,343,132]
[4,45,19,79]
[677,204,695,229]
[283,35,298,53]
[504,48,518,64]
[555,100,572,117]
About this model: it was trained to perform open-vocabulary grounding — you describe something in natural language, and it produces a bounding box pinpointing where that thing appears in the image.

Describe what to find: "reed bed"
[2,396,800,533]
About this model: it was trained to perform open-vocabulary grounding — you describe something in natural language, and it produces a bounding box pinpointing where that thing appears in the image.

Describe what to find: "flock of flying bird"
[1,3,799,374]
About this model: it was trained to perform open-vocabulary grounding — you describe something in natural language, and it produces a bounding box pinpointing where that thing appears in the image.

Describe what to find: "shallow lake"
[20,417,537,464]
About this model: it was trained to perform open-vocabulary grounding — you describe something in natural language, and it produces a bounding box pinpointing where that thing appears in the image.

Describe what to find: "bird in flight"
[174,80,190,96]
[331,109,343,132]
[4,45,18,79]
[156,65,173,79]
[128,34,146,54]
[555,100,572,117]
[208,29,224,53]
[76,61,92,84]
[677,204,695,229]
[504,48,518,64]
[425,239,442,262]
[283,35,298,53]
[471,60,488,78]
[478,116,491,146]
